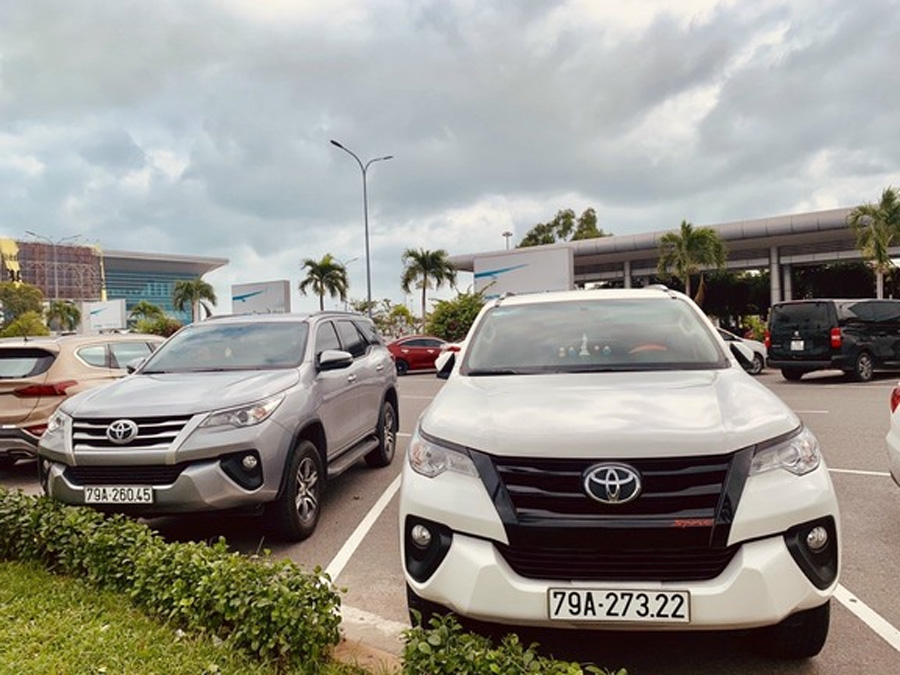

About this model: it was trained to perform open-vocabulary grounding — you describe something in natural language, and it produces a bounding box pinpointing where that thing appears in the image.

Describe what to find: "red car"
[387,335,446,375]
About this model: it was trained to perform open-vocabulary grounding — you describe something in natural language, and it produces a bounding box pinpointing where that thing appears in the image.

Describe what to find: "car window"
[402,339,427,348]
[871,301,900,323]
[463,298,726,374]
[315,321,342,355]
[108,342,155,369]
[770,302,833,330]
[77,344,109,368]
[353,319,383,346]
[421,339,444,348]
[142,322,308,372]
[336,320,367,358]
[0,347,56,379]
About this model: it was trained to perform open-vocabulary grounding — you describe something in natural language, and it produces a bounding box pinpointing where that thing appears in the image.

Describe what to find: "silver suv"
[38,312,398,541]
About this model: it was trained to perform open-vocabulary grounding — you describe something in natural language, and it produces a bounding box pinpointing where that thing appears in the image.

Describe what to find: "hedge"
[0,488,341,670]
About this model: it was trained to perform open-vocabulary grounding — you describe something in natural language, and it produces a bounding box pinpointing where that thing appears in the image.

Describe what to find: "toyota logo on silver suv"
[583,463,642,504]
[106,419,139,445]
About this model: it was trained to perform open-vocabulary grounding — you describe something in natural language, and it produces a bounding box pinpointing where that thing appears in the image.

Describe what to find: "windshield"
[462,297,726,375]
[141,321,308,373]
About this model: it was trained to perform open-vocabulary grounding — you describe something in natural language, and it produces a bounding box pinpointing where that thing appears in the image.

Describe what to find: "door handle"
[376,364,384,372]
[347,374,358,383]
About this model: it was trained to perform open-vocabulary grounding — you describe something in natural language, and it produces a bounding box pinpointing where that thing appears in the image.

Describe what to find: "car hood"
[61,370,301,418]
[420,368,798,458]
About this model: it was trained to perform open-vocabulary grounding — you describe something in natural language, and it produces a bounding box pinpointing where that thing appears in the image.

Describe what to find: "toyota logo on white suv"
[583,463,642,504]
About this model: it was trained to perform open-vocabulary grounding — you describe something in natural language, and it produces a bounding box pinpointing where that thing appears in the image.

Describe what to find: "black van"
[766,298,900,381]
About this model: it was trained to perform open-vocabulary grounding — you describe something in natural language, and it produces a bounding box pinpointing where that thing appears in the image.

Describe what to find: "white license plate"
[84,485,153,504]
[791,339,805,351]
[548,588,690,623]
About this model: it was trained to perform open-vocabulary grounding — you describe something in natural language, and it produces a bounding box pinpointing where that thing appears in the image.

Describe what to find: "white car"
[717,328,767,375]
[400,288,840,659]
[886,385,900,486]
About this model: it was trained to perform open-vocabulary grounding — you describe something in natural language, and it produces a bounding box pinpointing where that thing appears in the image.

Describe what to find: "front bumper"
[400,460,840,631]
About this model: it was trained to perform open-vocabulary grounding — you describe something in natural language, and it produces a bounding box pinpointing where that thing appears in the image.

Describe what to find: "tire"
[850,352,874,382]
[756,601,830,659]
[365,399,397,468]
[268,440,324,542]
[395,360,409,376]
[749,353,765,375]
[782,368,804,381]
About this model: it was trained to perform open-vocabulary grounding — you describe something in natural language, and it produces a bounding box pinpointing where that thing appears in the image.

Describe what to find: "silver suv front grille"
[72,415,194,451]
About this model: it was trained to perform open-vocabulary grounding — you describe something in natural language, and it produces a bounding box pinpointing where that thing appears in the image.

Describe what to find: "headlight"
[408,427,478,478]
[46,409,70,435]
[750,427,821,476]
[201,393,285,429]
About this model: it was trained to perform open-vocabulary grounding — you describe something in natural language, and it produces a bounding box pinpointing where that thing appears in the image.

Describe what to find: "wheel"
[395,360,409,376]
[365,399,397,468]
[756,601,830,659]
[850,352,874,382]
[268,440,324,542]
[782,368,804,381]
[749,353,765,375]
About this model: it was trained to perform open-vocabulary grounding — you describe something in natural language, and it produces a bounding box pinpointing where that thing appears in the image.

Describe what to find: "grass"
[0,561,372,675]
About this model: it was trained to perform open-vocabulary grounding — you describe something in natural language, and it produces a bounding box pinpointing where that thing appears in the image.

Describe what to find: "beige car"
[0,333,164,469]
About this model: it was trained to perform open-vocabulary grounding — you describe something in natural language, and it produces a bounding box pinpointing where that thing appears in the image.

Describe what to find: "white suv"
[400,288,840,659]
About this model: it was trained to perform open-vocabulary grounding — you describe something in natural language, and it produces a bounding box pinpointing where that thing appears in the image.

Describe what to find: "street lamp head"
[330,139,345,149]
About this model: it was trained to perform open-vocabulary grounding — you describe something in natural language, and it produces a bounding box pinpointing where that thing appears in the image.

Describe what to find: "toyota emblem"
[583,463,642,504]
[106,419,139,445]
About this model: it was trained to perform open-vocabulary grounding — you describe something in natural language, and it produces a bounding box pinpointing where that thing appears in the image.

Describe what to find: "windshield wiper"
[466,368,522,376]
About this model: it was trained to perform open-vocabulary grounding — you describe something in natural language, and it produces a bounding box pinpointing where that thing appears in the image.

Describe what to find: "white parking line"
[325,474,402,581]
[829,468,891,477]
[835,585,900,653]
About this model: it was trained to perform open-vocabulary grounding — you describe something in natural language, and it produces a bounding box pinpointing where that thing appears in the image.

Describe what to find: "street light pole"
[502,231,513,250]
[24,231,82,301]
[330,140,393,318]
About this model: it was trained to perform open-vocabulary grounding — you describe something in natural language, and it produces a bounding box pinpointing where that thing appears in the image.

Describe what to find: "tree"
[129,300,166,324]
[401,248,457,323]
[173,278,217,323]
[426,289,486,342]
[298,254,349,311]
[518,208,610,247]
[0,310,49,338]
[847,187,900,298]
[135,316,183,337]
[45,300,81,333]
[0,282,44,329]
[656,220,727,301]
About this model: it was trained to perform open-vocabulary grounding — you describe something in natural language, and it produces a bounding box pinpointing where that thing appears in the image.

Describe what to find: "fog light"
[806,526,829,551]
[411,524,432,548]
[241,454,259,471]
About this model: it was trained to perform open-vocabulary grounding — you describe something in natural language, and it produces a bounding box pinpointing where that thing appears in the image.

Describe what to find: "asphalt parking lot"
[3,368,900,673]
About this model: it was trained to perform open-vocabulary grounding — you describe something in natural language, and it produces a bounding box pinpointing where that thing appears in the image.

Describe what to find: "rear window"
[770,302,834,331]
[0,347,56,379]
[462,297,725,374]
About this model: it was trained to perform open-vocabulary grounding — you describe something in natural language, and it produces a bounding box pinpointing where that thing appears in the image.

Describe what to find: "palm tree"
[401,248,457,323]
[847,187,900,299]
[45,300,81,333]
[657,220,727,301]
[299,254,349,311]
[173,278,217,323]
[128,300,165,323]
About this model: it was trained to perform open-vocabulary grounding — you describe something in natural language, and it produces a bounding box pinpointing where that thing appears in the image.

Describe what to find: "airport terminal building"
[0,238,227,323]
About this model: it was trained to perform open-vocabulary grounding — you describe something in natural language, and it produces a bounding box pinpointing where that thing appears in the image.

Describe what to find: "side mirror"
[729,342,754,370]
[436,352,455,380]
[318,349,354,371]
[126,357,145,374]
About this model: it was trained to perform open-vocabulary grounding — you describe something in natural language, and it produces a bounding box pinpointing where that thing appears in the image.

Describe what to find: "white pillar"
[770,246,782,305]
[782,264,793,301]
[623,260,632,288]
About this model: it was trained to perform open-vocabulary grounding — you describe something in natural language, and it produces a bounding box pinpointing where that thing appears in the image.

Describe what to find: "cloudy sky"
[2,0,899,313]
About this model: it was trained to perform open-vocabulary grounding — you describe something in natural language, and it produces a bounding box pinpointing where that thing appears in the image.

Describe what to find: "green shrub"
[402,614,625,675]
[0,489,341,670]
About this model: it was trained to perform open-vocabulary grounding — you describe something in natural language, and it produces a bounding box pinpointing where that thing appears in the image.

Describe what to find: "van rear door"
[768,301,837,362]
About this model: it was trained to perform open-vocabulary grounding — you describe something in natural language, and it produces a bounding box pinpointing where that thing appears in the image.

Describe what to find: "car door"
[313,320,359,456]
[335,319,380,441]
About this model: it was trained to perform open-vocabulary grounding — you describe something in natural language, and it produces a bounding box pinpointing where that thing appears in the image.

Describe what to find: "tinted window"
[108,342,154,369]
[770,302,833,330]
[871,301,900,323]
[315,322,341,355]
[336,320,367,358]
[463,298,724,374]
[143,322,308,372]
[0,348,56,378]
[77,345,108,368]
[353,319,383,346]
